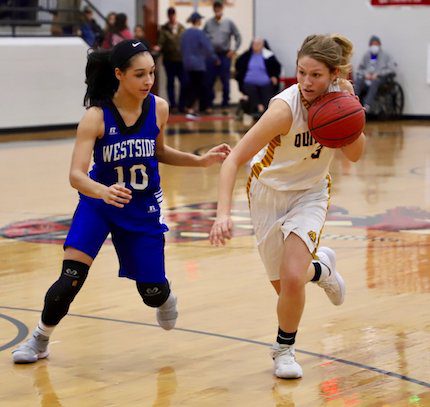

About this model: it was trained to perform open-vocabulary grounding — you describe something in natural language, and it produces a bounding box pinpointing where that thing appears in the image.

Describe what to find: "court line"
[0,313,29,351]
[1,305,429,389]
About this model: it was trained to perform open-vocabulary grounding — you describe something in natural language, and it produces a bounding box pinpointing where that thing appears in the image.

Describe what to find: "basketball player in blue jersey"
[210,34,366,379]
[12,40,231,364]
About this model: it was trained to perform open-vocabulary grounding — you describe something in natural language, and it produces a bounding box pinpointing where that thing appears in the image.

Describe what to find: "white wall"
[0,37,88,129]
[255,0,430,115]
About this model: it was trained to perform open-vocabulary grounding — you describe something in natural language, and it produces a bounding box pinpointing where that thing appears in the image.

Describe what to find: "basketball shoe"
[315,246,345,305]
[12,332,49,364]
[156,292,178,330]
[271,343,303,379]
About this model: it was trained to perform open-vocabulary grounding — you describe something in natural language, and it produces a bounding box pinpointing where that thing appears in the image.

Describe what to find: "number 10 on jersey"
[114,164,148,190]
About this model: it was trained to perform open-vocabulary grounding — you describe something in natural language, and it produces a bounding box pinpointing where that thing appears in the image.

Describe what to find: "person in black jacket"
[235,38,281,118]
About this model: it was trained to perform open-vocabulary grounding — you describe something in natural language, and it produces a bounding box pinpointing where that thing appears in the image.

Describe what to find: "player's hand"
[200,143,231,167]
[209,215,233,246]
[102,184,132,208]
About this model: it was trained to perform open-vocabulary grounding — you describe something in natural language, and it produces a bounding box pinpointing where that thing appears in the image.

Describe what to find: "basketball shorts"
[64,198,166,283]
[248,176,330,281]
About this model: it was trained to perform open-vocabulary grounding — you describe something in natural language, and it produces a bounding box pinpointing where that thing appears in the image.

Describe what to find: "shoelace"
[273,346,295,363]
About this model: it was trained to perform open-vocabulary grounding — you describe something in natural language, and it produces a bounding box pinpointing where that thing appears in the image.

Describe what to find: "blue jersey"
[80,93,168,234]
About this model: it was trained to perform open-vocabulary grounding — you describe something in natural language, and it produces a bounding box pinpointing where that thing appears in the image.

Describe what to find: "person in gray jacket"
[203,1,241,111]
[354,35,397,112]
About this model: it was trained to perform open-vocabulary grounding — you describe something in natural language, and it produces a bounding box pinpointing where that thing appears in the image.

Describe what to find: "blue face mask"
[369,45,380,55]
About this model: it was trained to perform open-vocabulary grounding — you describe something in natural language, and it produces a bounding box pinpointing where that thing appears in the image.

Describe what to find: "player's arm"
[341,133,365,162]
[210,99,293,246]
[154,96,230,167]
[69,107,131,208]
[338,78,366,162]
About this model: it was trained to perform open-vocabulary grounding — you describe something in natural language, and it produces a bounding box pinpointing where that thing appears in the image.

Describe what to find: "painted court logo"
[1,204,430,245]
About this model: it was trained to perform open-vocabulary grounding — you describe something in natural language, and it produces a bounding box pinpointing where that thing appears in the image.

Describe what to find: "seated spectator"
[180,12,219,118]
[235,38,281,118]
[354,35,396,112]
[80,6,103,47]
[102,12,133,49]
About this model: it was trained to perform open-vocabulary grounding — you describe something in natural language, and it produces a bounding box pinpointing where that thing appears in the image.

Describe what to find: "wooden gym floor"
[0,115,429,406]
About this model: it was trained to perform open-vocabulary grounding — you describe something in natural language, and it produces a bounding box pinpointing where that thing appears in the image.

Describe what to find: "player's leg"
[12,200,109,364]
[281,177,344,305]
[112,231,178,330]
[248,178,303,378]
[254,177,342,378]
[271,233,310,379]
[363,77,384,111]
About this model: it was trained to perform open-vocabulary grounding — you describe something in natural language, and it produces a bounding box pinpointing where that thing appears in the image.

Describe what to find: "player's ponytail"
[331,34,353,78]
[83,49,118,107]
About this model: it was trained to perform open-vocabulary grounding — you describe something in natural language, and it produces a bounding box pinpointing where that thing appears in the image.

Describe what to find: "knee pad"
[136,280,170,308]
[41,260,89,325]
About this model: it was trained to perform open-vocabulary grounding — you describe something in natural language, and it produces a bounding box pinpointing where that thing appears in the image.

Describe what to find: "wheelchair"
[365,74,404,120]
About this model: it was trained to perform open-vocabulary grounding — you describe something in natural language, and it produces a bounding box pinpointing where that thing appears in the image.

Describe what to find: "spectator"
[134,24,151,50]
[80,6,103,47]
[156,7,186,113]
[354,35,396,112]
[100,12,115,49]
[235,38,281,118]
[203,0,241,111]
[102,12,133,49]
[104,11,116,34]
[180,12,218,118]
[51,0,81,36]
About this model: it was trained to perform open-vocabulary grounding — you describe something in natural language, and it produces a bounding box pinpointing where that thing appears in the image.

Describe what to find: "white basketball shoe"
[271,343,303,379]
[315,247,345,306]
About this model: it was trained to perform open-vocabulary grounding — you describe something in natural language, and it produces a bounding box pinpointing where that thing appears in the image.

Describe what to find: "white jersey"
[249,83,340,191]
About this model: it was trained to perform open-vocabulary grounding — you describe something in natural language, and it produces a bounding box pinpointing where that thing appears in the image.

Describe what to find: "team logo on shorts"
[308,231,317,242]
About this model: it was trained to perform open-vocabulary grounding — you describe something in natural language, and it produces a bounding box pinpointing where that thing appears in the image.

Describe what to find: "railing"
[0,0,106,37]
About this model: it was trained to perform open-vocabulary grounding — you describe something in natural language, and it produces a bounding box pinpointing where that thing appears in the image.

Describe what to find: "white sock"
[34,320,56,338]
[159,292,176,309]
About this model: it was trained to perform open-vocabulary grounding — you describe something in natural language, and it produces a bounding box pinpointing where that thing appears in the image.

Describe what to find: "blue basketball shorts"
[64,198,166,283]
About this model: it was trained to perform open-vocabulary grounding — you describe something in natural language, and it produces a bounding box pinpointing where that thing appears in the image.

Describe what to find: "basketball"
[308,92,365,148]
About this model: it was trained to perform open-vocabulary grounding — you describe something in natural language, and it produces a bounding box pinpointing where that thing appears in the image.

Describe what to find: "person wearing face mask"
[353,35,397,113]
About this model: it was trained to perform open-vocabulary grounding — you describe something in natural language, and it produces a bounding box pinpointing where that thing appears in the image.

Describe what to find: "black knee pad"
[136,281,170,308]
[41,260,89,325]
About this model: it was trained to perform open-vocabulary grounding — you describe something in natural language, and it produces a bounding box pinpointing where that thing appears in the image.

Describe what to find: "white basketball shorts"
[248,176,331,281]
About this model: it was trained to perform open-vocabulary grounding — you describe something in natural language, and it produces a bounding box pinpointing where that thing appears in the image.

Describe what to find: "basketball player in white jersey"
[210,34,366,379]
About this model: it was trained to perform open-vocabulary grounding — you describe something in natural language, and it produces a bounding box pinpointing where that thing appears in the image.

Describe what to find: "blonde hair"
[297,34,353,78]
